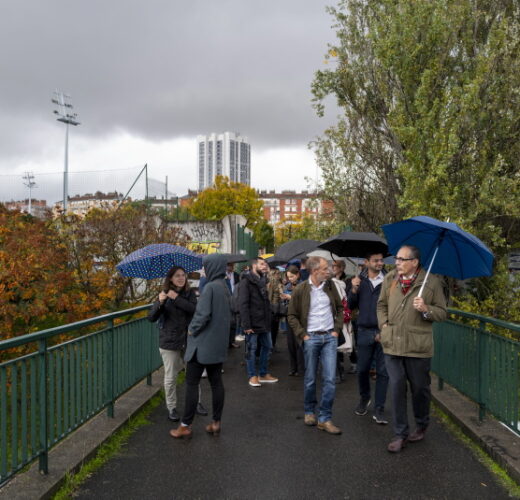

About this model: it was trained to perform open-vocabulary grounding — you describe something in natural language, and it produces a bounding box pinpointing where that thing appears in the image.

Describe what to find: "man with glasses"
[288,256,344,434]
[377,245,447,452]
[348,252,389,424]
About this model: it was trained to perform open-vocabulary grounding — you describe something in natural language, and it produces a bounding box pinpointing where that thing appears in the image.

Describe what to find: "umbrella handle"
[418,245,440,298]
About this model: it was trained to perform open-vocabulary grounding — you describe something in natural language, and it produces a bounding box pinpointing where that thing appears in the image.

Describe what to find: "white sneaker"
[236,334,245,341]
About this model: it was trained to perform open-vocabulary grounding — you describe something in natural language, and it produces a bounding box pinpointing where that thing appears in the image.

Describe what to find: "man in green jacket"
[377,245,447,453]
[287,256,344,434]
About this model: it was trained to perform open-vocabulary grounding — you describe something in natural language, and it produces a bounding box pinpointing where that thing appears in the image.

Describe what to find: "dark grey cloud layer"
[0,0,337,164]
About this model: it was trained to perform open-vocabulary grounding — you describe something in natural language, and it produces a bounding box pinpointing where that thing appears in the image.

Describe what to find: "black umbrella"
[270,239,321,264]
[224,253,249,264]
[318,231,388,258]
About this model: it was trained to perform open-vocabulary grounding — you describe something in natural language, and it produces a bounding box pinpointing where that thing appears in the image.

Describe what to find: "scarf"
[399,268,420,295]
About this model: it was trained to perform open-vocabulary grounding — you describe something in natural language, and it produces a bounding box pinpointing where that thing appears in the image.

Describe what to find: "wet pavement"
[75,337,509,499]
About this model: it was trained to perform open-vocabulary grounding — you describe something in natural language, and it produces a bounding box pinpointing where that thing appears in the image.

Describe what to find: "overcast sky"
[0,1,339,202]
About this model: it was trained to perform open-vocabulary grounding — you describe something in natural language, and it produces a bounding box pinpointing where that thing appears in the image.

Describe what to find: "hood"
[203,254,227,282]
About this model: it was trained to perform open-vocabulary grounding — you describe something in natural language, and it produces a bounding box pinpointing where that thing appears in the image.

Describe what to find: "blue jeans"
[356,327,389,410]
[303,332,338,423]
[245,332,272,378]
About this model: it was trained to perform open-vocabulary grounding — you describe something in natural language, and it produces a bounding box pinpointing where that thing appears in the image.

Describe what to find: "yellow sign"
[186,241,221,254]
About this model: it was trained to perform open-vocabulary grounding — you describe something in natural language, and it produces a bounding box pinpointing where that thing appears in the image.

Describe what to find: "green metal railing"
[0,305,159,485]
[432,309,520,433]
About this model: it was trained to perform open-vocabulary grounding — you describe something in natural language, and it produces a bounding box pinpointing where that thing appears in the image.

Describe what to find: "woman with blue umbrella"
[148,266,208,422]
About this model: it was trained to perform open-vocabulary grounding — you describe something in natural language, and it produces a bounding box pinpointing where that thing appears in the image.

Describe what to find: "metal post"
[38,339,48,475]
[477,319,486,421]
[107,319,115,418]
[63,122,69,212]
[165,175,168,214]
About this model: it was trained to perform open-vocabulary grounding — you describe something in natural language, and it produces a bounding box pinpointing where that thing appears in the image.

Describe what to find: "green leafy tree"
[190,176,264,228]
[312,0,520,322]
[252,219,275,253]
[312,0,519,249]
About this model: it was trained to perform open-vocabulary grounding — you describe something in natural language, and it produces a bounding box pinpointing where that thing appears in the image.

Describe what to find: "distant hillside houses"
[53,191,127,218]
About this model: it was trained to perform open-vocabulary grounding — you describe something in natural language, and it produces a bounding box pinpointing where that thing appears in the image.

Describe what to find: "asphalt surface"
[75,336,509,500]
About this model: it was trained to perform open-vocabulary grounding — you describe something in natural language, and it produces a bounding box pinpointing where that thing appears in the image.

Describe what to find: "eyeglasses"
[394,256,415,262]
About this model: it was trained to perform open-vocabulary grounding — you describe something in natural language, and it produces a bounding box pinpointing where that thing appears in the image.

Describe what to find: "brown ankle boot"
[169,425,192,439]
[205,421,221,436]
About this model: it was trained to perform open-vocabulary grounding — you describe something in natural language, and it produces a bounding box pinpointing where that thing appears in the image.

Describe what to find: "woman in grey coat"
[170,253,231,438]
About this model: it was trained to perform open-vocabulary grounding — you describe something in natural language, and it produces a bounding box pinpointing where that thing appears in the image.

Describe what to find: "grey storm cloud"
[0,0,337,163]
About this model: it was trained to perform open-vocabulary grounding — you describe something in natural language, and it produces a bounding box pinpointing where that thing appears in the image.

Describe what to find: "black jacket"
[148,289,197,350]
[347,269,386,330]
[238,271,271,333]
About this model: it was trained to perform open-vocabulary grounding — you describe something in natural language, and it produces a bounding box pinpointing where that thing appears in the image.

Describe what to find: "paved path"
[76,338,509,499]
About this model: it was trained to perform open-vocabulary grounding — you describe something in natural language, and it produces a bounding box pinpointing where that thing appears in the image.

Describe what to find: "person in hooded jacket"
[170,254,231,438]
[148,266,207,422]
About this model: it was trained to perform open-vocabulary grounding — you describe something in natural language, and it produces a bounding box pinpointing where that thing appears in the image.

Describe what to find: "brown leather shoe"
[169,425,192,439]
[304,414,317,426]
[205,421,221,436]
[408,428,427,443]
[387,437,407,452]
[317,420,342,435]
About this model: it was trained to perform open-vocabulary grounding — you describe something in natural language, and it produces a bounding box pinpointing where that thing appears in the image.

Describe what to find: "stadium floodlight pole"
[22,172,37,215]
[51,90,80,213]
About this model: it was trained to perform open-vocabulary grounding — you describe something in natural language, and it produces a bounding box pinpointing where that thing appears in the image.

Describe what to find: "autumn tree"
[190,176,264,228]
[56,202,191,310]
[0,206,85,347]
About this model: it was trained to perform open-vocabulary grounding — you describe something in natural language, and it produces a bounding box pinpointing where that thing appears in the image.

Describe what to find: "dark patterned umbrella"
[116,243,203,278]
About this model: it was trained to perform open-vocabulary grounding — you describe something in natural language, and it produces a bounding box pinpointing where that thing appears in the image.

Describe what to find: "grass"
[52,392,164,500]
[432,405,520,498]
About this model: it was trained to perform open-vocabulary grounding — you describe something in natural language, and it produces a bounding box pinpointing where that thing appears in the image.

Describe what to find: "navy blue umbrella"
[381,216,494,296]
[116,243,203,279]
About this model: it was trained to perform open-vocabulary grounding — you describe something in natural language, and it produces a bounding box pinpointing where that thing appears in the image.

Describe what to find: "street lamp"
[51,90,80,213]
[22,172,37,215]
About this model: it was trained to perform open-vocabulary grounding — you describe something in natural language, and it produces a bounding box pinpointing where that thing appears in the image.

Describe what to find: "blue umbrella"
[116,243,203,279]
[381,216,494,297]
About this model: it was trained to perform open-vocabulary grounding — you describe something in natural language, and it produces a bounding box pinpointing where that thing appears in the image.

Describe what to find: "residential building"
[53,191,126,218]
[258,190,333,225]
[197,132,251,190]
[3,199,49,219]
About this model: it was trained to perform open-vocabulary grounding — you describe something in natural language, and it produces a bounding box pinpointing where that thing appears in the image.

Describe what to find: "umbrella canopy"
[270,239,321,264]
[225,253,249,264]
[318,231,388,258]
[116,243,203,279]
[381,216,494,281]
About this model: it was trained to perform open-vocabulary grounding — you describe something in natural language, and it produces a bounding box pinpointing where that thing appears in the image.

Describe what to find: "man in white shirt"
[287,257,344,434]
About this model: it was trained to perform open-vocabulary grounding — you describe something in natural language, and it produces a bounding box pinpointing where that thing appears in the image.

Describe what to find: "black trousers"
[286,324,305,374]
[271,316,280,348]
[384,354,431,438]
[182,353,224,425]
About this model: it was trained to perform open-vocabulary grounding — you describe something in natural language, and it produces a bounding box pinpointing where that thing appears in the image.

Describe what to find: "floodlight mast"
[52,90,80,213]
[22,172,37,215]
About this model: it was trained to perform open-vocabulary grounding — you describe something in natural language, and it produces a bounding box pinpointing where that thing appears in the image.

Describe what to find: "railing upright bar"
[477,319,486,422]
[21,362,28,463]
[37,338,48,475]
[11,364,18,470]
[107,319,115,418]
[0,367,7,480]
[147,322,153,386]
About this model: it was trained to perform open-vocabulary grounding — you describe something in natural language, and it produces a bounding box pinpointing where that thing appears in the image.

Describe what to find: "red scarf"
[399,268,420,295]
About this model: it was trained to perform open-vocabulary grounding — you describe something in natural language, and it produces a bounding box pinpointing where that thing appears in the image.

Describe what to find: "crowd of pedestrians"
[148,245,447,452]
